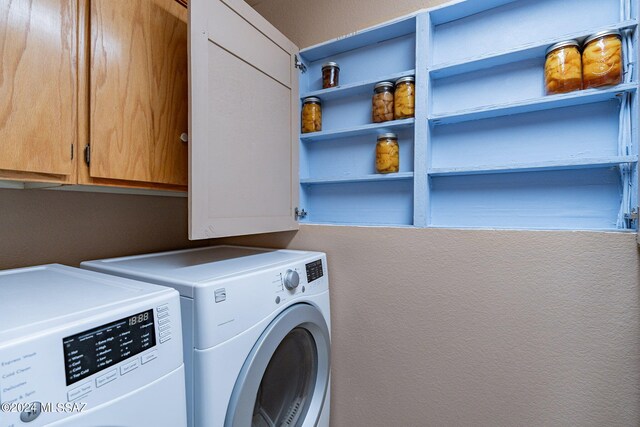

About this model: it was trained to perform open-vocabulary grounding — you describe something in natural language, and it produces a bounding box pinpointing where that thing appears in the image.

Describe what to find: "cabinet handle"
[180,133,188,143]
[175,0,187,7]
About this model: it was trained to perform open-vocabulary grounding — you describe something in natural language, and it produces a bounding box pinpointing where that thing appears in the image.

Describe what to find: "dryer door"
[225,303,330,427]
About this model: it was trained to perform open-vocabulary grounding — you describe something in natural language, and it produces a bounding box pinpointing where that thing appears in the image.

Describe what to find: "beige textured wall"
[0,188,202,269]
[222,226,640,426]
[249,0,443,48]
[234,1,640,425]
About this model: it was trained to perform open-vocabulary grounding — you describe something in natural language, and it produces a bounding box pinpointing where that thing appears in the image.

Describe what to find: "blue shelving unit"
[296,0,639,231]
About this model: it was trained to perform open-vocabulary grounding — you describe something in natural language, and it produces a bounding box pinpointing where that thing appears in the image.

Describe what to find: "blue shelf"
[301,70,415,101]
[428,156,638,177]
[429,20,637,79]
[300,118,415,142]
[301,172,414,185]
[429,83,638,125]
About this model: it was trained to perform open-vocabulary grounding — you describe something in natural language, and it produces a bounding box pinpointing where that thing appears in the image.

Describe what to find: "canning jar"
[582,30,623,89]
[322,62,340,89]
[372,81,394,123]
[544,40,582,94]
[376,133,399,174]
[301,97,322,133]
[394,76,415,119]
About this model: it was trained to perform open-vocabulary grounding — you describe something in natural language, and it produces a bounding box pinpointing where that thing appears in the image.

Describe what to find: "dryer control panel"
[192,252,329,349]
[305,259,324,283]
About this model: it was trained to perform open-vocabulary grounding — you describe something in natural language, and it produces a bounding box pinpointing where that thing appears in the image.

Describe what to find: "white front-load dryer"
[82,245,331,427]
[0,264,187,427]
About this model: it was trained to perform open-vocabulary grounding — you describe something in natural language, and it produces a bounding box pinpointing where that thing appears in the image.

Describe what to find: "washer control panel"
[0,298,181,427]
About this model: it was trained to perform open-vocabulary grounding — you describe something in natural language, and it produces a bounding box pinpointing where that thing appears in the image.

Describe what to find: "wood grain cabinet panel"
[0,0,77,182]
[86,0,188,187]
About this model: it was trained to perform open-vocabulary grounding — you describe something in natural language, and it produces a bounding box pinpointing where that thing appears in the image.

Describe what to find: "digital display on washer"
[62,309,156,385]
[305,259,324,283]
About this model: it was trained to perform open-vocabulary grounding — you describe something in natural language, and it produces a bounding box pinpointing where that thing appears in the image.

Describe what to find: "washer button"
[157,304,169,313]
[159,317,171,326]
[96,369,118,388]
[158,311,170,320]
[120,359,140,375]
[68,382,93,401]
[160,335,172,344]
[141,350,158,364]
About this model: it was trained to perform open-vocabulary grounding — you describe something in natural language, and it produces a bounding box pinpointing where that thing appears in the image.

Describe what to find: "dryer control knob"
[284,270,300,290]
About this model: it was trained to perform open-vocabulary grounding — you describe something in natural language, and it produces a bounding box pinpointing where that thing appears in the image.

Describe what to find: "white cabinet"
[189,0,300,239]
[189,0,639,238]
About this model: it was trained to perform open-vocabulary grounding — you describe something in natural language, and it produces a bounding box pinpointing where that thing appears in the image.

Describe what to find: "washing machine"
[0,264,187,427]
[82,246,331,427]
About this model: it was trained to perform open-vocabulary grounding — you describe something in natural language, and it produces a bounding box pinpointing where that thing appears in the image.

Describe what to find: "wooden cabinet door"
[86,0,188,187]
[0,0,77,183]
[189,0,300,239]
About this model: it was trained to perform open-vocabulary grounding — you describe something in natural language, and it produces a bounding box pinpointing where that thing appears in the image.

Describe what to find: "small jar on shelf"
[372,81,394,123]
[582,30,623,89]
[394,76,415,119]
[376,133,399,174]
[322,62,340,89]
[544,40,582,95]
[301,97,322,133]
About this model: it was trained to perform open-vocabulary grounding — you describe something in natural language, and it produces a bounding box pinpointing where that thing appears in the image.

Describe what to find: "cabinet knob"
[180,133,188,143]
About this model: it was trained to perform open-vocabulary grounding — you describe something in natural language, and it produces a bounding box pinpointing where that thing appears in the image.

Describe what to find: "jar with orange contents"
[301,97,322,133]
[582,30,623,89]
[375,133,399,174]
[544,40,582,95]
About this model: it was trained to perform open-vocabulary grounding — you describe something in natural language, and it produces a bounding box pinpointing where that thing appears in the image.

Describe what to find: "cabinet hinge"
[624,208,638,227]
[71,144,74,160]
[84,145,91,166]
[295,207,307,220]
[294,55,307,73]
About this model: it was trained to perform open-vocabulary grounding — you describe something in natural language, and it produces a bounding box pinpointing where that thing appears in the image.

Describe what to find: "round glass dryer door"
[225,304,331,427]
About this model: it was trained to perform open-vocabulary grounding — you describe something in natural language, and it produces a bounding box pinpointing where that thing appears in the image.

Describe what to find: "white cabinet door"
[189,0,300,239]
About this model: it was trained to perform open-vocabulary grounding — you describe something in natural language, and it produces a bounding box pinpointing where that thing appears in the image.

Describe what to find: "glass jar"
[301,97,322,133]
[582,30,623,89]
[376,133,399,174]
[394,76,415,119]
[372,81,394,123]
[322,62,340,89]
[544,40,582,95]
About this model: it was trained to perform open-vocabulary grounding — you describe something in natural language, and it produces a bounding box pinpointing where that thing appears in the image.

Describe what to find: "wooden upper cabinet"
[189,0,300,239]
[0,0,77,183]
[83,0,188,188]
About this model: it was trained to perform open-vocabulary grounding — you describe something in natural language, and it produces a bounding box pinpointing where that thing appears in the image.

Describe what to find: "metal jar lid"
[545,40,580,56]
[583,30,622,47]
[303,97,321,104]
[395,76,415,85]
[374,81,394,91]
[322,61,339,70]
[377,132,398,140]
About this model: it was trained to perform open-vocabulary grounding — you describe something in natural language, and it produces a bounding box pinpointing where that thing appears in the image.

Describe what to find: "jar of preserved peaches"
[376,133,399,174]
[372,81,394,123]
[322,62,340,89]
[301,97,322,133]
[544,40,582,94]
[394,76,415,119]
[582,30,623,89]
